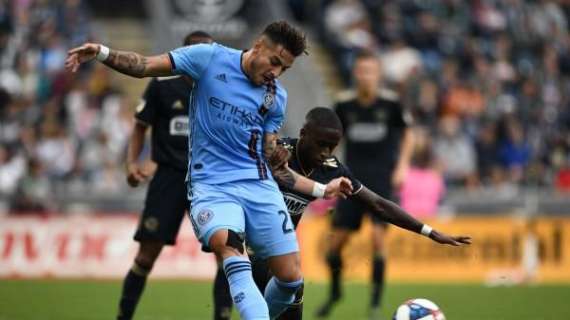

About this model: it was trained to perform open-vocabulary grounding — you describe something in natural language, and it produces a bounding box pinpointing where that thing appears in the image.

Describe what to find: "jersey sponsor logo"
[214,73,228,83]
[197,209,214,225]
[348,123,387,142]
[283,192,310,217]
[169,116,189,136]
[209,96,263,128]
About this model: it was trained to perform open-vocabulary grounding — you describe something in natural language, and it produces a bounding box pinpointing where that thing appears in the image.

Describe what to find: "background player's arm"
[392,127,414,187]
[263,133,352,199]
[65,43,173,78]
[125,121,151,187]
[354,186,471,246]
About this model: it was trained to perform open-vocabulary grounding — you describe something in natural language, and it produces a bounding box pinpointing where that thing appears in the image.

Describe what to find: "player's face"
[353,57,382,93]
[250,38,295,85]
[300,126,342,168]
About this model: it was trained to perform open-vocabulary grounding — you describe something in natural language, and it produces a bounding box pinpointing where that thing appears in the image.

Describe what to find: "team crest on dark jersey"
[323,157,339,168]
[197,209,214,225]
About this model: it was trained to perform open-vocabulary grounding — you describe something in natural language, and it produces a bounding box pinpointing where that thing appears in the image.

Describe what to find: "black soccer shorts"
[134,165,189,245]
[332,182,392,231]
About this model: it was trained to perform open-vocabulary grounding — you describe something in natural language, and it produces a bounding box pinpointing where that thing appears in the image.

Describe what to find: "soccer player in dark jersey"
[116,31,213,320]
[316,51,416,319]
[212,107,471,320]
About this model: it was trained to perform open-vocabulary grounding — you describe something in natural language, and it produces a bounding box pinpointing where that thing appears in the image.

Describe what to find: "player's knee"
[274,257,302,283]
[326,252,342,270]
[210,229,245,258]
[135,243,163,269]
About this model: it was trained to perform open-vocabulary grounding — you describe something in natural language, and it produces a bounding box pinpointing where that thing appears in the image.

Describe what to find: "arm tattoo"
[104,50,148,78]
[263,133,297,189]
[272,167,298,189]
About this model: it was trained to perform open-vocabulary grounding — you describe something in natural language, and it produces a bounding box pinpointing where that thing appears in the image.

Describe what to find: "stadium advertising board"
[298,215,570,283]
[0,215,216,279]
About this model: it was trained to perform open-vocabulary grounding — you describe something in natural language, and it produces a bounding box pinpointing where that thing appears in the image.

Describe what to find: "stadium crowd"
[2,0,570,214]
[0,0,131,212]
[318,0,570,194]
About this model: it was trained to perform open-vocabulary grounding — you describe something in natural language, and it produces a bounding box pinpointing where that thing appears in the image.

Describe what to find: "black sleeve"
[390,101,411,129]
[337,161,363,196]
[134,78,160,125]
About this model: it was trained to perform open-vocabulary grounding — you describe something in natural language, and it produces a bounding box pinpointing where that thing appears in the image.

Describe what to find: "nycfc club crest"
[197,209,214,225]
[259,92,275,116]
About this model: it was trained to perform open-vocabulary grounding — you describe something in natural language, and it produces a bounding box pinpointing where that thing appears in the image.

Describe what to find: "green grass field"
[1,280,569,320]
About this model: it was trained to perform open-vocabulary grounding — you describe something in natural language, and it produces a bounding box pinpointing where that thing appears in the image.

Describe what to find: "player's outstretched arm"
[65,43,173,78]
[355,186,471,246]
[264,134,352,199]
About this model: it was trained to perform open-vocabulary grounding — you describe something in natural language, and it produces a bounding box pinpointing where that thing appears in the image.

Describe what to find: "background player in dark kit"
[212,107,470,320]
[317,50,415,319]
[116,31,213,320]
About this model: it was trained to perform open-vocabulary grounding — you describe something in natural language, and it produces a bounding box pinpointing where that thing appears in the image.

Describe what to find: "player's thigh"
[135,166,187,245]
[189,182,246,251]
[240,180,299,260]
[332,198,366,231]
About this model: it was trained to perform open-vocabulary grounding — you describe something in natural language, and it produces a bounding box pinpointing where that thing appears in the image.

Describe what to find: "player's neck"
[295,140,314,177]
[356,89,377,107]
[241,50,253,81]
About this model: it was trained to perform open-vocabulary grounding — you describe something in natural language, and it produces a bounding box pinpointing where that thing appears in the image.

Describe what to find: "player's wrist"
[312,182,326,198]
[96,44,110,62]
[420,224,433,237]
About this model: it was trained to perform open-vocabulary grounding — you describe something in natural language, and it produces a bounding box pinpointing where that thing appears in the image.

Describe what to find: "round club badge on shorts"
[197,209,214,225]
[144,217,159,232]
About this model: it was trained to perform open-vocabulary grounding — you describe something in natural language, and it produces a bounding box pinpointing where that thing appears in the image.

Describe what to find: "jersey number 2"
[278,210,294,234]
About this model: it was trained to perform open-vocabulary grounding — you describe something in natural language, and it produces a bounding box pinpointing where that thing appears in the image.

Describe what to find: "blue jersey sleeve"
[264,89,287,133]
[169,43,215,80]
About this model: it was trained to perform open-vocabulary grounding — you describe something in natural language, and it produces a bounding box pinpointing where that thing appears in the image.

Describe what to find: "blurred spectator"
[316,0,570,191]
[434,116,477,187]
[399,128,445,218]
[11,158,53,213]
[0,145,26,197]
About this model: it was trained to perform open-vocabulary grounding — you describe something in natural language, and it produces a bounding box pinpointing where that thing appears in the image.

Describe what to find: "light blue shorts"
[188,179,298,259]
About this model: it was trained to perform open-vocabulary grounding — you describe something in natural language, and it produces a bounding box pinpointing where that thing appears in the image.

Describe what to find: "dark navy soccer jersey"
[135,76,191,171]
[278,138,363,228]
[334,89,411,178]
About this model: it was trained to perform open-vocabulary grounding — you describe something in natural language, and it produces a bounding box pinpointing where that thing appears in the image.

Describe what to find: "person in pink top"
[400,131,445,218]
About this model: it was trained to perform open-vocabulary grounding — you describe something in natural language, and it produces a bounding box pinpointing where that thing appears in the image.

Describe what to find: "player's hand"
[126,162,150,188]
[429,230,472,246]
[324,177,353,199]
[268,145,290,171]
[391,164,408,188]
[65,43,101,73]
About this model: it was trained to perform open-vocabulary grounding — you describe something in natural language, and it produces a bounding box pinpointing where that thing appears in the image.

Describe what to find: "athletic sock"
[264,277,303,319]
[117,262,151,320]
[327,253,342,301]
[370,255,386,308]
[213,266,233,319]
[223,256,269,319]
[276,284,303,320]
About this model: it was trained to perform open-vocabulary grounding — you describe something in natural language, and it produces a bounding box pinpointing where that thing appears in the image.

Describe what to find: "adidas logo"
[215,73,227,83]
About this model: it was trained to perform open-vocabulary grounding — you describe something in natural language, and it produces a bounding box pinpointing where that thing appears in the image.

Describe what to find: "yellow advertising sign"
[298,215,570,283]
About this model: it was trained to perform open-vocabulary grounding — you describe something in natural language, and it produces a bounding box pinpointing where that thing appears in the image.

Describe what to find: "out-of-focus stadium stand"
[1,0,570,215]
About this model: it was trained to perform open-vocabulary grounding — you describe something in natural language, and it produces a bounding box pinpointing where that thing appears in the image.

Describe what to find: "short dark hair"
[183,30,213,46]
[355,49,378,62]
[262,21,307,56]
[305,107,343,131]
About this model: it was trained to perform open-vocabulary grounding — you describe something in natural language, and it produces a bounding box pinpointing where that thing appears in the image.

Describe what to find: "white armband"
[421,224,433,237]
[96,45,110,62]
[311,182,326,198]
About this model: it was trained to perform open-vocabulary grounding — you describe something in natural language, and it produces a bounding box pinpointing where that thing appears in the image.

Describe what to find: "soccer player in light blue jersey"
[66,21,352,320]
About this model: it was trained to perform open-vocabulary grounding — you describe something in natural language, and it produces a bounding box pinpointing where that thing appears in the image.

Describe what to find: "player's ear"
[299,127,306,138]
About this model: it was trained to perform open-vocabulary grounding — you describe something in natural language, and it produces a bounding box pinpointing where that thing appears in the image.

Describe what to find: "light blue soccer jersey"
[169,43,288,184]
